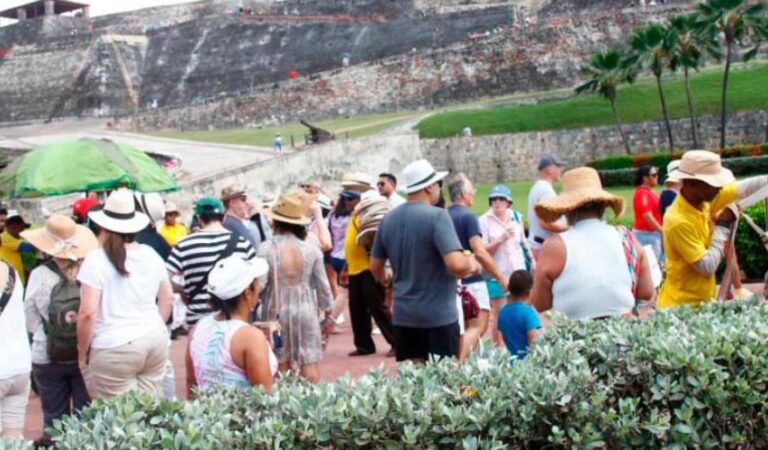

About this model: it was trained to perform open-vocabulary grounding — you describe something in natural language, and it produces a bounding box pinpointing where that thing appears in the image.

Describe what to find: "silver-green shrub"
[6,299,768,449]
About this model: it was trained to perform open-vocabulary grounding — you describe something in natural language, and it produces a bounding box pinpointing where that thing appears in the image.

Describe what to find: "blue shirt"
[659,189,677,219]
[498,301,541,360]
[448,204,484,284]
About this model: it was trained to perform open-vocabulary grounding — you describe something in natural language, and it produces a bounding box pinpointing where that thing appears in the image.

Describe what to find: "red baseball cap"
[72,197,99,222]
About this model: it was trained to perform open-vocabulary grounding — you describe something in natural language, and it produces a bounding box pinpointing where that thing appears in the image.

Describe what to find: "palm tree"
[668,13,722,148]
[628,23,678,151]
[576,50,637,155]
[698,0,768,149]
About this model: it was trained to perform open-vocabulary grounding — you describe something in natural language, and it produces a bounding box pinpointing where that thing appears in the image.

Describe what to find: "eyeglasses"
[490,197,510,202]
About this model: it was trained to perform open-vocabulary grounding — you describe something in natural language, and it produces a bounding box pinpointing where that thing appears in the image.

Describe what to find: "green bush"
[762,143,768,154]
[722,155,768,177]
[598,168,635,187]
[588,154,633,170]
[8,300,764,449]
[736,202,768,280]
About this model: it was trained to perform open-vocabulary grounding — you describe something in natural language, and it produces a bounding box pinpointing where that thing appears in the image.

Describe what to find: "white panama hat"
[89,188,150,234]
[401,159,448,194]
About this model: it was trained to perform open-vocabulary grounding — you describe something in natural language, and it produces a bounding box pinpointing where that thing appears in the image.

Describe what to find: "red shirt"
[633,185,662,231]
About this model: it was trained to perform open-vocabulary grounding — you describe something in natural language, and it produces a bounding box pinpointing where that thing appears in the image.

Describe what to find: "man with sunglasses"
[377,173,406,209]
[221,184,258,249]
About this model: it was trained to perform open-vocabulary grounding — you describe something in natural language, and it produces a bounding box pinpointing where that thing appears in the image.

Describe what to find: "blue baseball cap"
[489,185,512,202]
[537,154,566,171]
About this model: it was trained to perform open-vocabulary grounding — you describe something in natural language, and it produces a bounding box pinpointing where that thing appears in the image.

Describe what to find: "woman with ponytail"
[76,189,174,399]
[187,255,275,394]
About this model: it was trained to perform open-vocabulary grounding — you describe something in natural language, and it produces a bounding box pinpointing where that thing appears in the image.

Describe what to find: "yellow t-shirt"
[657,183,738,309]
[0,231,26,284]
[159,223,188,247]
[343,215,371,276]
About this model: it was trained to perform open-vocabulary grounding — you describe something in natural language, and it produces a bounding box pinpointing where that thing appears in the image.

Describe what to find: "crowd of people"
[0,149,766,443]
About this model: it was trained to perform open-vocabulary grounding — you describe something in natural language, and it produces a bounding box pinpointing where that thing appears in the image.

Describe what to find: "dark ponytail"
[102,231,136,276]
[209,295,241,320]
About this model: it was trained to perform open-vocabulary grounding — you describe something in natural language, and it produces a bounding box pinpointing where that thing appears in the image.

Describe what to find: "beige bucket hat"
[21,214,98,260]
[666,150,735,187]
[265,194,311,226]
[535,167,624,223]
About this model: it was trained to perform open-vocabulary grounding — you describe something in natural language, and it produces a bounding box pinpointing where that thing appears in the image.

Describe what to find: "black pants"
[348,270,395,353]
[33,362,90,430]
[393,322,460,362]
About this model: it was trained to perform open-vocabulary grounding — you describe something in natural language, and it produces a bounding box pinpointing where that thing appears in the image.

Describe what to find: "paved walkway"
[22,321,397,440]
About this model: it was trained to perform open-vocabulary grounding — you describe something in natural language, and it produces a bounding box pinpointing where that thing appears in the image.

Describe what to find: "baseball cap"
[207,255,269,300]
[489,185,512,202]
[6,214,30,228]
[537,154,566,171]
[195,197,225,216]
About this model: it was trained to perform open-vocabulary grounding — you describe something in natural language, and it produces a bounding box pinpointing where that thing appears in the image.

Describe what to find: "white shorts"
[465,281,491,311]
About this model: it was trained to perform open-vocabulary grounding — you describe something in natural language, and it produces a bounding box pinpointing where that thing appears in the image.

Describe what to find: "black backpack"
[42,261,81,362]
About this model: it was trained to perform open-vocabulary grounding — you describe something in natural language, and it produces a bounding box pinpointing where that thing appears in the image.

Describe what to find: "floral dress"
[258,234,333,367]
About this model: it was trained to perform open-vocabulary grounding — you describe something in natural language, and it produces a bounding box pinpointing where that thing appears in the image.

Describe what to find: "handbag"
[458,285,480,321]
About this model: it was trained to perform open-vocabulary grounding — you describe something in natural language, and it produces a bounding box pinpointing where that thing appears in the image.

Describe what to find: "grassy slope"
[417,62,768,138]
[147,111,421,147]
[471,181,636,226]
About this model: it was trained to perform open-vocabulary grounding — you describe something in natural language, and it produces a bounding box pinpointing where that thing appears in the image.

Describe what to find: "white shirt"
[527,179,564,250]
[387,193,406,209]
[552,219,634,320]
[77,245,169,349]
[24,264,60,365]
[0,267,31,378]
[478,209,528,278]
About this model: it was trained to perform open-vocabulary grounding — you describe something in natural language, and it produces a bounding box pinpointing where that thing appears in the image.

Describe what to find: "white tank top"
[552,219,634,320]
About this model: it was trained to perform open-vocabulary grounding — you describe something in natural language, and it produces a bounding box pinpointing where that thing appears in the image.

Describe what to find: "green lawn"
[417,61,768,138]
[147,111,420,147]
[470,181,636,226]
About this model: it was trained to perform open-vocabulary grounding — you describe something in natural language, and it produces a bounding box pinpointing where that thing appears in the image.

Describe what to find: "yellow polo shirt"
[657,183,738,309]
[159,223,188,247]
[343,215,370,276]
[0,231,25,284]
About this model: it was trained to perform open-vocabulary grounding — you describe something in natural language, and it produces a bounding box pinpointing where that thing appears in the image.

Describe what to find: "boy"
[498,270,541,361]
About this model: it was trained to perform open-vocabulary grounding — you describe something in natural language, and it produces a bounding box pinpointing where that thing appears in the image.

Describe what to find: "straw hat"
[265,194,311,225]
[341,172,374,192]
[89,188,150,234]
[291,190,319,216]
[21,214,98,260]
[221,183,247,202]
[165,201,180,215]
[666,150,734,187]
[535,167,624,223]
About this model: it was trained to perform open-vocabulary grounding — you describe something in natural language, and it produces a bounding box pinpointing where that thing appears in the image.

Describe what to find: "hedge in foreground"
[8,300,768,449]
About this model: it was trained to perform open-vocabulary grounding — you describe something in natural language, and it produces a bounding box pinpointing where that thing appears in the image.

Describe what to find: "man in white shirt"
[377,173,406,208]
[527,154,569,259]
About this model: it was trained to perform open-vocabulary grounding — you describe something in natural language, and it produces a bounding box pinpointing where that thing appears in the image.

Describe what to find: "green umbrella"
[0,138,178,197]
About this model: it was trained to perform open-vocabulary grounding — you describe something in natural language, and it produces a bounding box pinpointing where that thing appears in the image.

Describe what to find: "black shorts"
[393,322,460,362]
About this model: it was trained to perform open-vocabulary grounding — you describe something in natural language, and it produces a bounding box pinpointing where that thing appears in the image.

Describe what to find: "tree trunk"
[610,98,632,155]
[656,74,675,151]
[684,67,700,148]
[720,44,732,150]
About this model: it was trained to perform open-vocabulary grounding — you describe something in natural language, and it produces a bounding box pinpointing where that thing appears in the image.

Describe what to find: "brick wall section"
[421,110,768,183]
[123,4,694,132]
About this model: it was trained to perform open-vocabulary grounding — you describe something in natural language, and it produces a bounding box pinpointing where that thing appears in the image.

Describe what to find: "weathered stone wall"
[421,110,768,183]
[124,4,694,131]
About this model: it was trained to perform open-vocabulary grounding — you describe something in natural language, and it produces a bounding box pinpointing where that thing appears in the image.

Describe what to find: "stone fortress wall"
[0,0,697,126]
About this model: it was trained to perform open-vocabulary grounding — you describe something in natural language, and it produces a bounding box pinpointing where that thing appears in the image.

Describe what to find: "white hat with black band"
[89,188,150,234]
[401,159,449,194]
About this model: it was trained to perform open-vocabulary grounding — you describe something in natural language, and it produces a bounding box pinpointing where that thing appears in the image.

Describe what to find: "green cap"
[195,197,224,216]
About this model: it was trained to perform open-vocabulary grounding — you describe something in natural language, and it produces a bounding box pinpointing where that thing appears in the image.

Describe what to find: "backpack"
[42,261,81,362]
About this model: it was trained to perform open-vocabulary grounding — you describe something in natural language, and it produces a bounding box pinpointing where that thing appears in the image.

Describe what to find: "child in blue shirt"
[498,270,541,361]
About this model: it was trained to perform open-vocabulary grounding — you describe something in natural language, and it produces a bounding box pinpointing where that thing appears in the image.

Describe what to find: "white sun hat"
[401,159,448,194]
[134,192,166,223]
[89,188,150,234]
[207,255,269,300]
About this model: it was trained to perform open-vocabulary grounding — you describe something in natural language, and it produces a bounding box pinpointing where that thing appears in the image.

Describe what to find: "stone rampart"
[421,110,768,183]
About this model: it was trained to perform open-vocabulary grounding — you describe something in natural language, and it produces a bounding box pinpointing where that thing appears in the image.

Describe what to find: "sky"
[0,0,196,22]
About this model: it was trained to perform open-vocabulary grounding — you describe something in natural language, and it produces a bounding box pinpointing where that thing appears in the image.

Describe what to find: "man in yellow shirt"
[658,150,768,308]
[159,202,188,247]
[343,192,395,357]
[0,214,34,284]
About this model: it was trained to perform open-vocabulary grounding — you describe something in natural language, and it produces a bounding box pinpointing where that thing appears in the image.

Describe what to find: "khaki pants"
[0,373,30,434]
[81,324,169,399]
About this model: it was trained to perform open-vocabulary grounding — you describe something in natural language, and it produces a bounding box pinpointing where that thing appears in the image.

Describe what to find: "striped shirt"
[167,230,255,325]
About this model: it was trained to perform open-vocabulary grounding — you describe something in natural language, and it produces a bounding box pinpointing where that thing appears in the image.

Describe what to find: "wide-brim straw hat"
[265,194,311,226]
[341,172,374,192]
[535,167,624,223]
[89,188,150,234]
[666,150,734,188]
[21,214,98,260]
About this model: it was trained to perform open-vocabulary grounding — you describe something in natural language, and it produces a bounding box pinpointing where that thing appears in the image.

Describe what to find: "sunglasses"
[650,172,659,178]
[376,181,386,187]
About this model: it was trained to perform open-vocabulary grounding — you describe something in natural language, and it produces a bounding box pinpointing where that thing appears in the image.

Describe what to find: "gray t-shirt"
[527,179,564,250]
[371,202,463,328]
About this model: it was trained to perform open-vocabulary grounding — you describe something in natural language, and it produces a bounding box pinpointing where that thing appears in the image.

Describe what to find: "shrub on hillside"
[588,154,633,170]
[736,202,768,280]
[4,300,763,449]
[589,144,767,170]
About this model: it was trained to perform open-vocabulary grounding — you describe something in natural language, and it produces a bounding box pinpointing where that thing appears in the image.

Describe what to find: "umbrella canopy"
[0,138,178,198]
